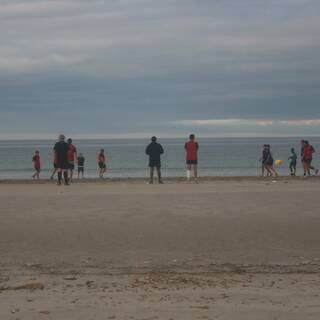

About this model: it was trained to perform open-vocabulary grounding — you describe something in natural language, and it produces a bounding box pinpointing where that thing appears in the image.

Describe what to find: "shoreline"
[0,175,319,184]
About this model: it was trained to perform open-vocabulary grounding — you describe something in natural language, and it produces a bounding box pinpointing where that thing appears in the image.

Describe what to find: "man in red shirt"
[32,150,41,179]
[185,134,199,182]
[67,138,77,182]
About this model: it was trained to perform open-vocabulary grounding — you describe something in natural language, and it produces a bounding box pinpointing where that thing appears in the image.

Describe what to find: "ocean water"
[0,137,319,179]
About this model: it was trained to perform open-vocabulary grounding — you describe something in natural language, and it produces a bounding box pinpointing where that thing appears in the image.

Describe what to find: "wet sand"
[1,178,320,319]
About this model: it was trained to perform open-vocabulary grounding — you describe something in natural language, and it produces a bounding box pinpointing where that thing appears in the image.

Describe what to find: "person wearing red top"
[32,150,41,179]
[302,140,318,176]
[185,134,199,182]
[98,149,106,178]
[67,138,77,182]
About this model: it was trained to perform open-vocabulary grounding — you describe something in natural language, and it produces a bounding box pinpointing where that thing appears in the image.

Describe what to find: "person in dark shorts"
[288,148,297,176]
[185,134,199,182]
[98,149,106,178]
[145,136,164,184]
[261,144,277,177]
[53,134,69,185]
[67,138,77,182]
[32,150,41,179]
[265,144,278,176]
[77,153,85,179]
[261,144,271,176]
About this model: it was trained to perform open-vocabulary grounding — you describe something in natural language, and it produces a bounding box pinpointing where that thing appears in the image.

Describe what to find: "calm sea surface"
[0,137,319,179]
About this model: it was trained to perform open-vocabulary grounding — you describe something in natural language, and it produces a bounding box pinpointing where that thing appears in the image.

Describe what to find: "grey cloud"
[0,0,319,137]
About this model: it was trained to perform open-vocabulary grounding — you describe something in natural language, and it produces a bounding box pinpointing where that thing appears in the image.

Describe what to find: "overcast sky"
[0,0,319,139]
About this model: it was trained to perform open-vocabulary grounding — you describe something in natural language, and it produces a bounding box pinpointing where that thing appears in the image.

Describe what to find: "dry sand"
[0,178,320,319]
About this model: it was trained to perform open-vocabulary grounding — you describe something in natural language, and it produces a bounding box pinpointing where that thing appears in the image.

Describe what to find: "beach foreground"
[1,179,320,319]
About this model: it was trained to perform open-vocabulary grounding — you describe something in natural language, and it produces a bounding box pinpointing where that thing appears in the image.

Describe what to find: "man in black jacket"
[145,136,164,184]
[53,134,69,185]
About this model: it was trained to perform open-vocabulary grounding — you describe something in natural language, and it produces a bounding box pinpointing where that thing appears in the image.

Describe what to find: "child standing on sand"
[288,148,297,176]
[77,153,85,179]
[32,150,41,179]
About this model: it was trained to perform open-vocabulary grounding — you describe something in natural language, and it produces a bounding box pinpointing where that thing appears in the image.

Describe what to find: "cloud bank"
[0,0,319,138]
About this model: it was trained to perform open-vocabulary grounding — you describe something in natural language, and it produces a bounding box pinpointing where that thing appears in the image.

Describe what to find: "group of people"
[50,135,85,185]
[32,135,85,184]
[32,134,200,185]
[145,134,199,184]
[31,135,109,184]
[261,139,318,177]
[32,135,319,183]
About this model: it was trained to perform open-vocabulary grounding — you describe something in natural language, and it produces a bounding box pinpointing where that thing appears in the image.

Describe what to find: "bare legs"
[69,169,74,182]
[289,162,297,176]
[50,168,57,180]
[261,164,277,177]
[99,167,106,178]
[187,164,198,182]
[267,165,278,176]
[307,163,318,176]
[302,161,312,176]
[78,169,84,179]
[57,169,69,185]
[32,170,40,179]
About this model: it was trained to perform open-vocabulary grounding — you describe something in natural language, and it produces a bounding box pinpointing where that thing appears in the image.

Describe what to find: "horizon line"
[0,134,320,141]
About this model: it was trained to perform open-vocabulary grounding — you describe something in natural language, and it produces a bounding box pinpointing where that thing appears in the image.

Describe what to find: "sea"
[0,137,319,180]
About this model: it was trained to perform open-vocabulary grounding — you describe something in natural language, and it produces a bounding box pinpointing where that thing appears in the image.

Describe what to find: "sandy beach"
[1,178,320,319]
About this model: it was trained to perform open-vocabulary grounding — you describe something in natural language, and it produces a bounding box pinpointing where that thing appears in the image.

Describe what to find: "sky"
[0,0,319,139]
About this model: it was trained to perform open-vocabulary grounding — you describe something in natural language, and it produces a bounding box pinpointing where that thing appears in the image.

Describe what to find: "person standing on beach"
[288,148,297,176]
[77,153,85,179]
[300,140,307,176]
[32,150,41,179]
[299,140,318,175]
[98,149,106,178]
[262,144,278,177]
[261,144,271,176]
[67,138,77,182]
[301,140,318,176]
[185,134,199,182]
[145,136,164,184]
[53,134,69,185]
